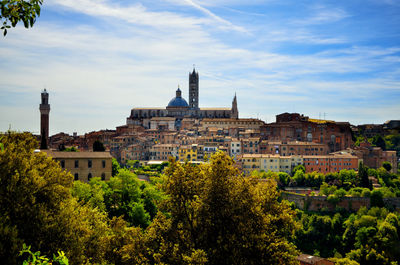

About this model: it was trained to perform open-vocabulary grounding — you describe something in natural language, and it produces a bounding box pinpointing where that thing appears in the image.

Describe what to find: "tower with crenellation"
[39,89,50,149]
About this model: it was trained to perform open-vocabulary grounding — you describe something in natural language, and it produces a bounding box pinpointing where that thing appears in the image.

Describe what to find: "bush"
[370,190,384,207]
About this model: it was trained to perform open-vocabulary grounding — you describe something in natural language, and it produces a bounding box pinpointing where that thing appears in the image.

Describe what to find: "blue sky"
[1,0,399,135]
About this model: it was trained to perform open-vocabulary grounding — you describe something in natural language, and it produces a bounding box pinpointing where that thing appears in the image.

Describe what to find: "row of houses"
[47,113,397,175]
[238,153,360,175]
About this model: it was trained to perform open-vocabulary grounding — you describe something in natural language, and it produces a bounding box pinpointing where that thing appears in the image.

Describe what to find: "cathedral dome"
[167,87,189,108]
[167,97,189,108]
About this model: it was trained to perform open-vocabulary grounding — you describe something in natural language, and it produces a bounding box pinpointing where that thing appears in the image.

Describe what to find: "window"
[75,160,79,168]
[60,160,65,168]
[88,173,92,181]
[88,160,92,168]
[101,173,106,181]
[74,173,79,181]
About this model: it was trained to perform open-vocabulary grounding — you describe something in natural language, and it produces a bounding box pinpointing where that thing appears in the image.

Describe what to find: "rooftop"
[42,150,112,159]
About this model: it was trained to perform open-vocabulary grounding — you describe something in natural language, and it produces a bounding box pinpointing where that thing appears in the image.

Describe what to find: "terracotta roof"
[202,118,263,122]
[42,150,112,159]
[263,141,326,146]
[303,154,357,159]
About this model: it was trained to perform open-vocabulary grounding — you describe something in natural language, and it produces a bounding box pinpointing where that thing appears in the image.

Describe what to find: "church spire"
[231,93,238,119]
[176,85,182,98]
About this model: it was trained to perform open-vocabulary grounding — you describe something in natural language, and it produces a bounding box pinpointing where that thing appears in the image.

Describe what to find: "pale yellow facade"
[43,151,112,183]
[240,154,303,174]
[179,144,204,162]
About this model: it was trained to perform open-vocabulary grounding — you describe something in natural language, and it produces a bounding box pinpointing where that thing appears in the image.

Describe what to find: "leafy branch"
[19,244,69,265]
[0,0,43,36]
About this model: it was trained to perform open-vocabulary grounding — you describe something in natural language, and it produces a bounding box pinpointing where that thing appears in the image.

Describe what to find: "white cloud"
[170,0,247,32]
[48,0,246,33]
[0,1,399,133]
[292,5,350,25]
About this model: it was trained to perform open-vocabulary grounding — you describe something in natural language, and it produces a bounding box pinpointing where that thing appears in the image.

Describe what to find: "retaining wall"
[282,192,400,212]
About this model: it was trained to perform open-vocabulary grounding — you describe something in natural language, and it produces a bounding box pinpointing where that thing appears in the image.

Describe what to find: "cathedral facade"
[127,69,238,129]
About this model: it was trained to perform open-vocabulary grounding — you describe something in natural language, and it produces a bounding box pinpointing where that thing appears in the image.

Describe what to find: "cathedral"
[127,68,238,129]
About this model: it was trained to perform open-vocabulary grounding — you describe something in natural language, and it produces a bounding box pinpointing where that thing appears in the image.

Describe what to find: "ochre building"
[43,150,112,182]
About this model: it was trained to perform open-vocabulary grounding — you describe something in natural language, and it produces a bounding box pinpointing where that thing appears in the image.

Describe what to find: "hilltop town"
[38,69,399,183]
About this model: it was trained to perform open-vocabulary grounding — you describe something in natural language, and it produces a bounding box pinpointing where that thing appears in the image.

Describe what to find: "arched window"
[88,173,92,181]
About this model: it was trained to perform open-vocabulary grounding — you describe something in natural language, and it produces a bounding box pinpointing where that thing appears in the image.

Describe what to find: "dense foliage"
[158,153,299,265]
[355,133,400,158]
[0,133,299,264]
[72,169,164,228]
[0,132,109,264]
[252,162,400,199]
[295,207,400,264]
[92,140,105,152]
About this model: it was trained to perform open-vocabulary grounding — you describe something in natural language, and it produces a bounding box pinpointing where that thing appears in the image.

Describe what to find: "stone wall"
[282,192,400,212]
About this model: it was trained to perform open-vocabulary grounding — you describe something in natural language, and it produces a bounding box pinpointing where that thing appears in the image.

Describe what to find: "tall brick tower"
[39,89,50,149]
[189,67,199,110]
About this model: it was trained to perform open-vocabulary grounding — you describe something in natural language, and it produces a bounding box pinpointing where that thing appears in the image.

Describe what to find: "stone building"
[179,144,205,162]
[149,144,179,161]
[340,141,398,173]
[43,150,112,182]
[238,154,303,175]
[260,113,353,153]
[127,68,239,129]
[303,153,359,174]
[259,140,329,156]
[121,143,146,163]
[200,118,264,131]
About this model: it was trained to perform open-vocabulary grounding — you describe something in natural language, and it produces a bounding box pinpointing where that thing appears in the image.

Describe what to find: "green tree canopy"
[156,151,299,265]
[372,135,386,150]
[382,161,392,172]
[0,0,43,36]
[93,140,105,151]
[0,132,114,264]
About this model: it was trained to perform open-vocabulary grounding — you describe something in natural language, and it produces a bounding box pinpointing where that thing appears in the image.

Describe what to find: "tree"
[382,161,392,172]
[0,0,43,36]
[358,162,370,189]
[372,135,386,150]
[126,159,139,169]
[292,164,305,176]
[0,132,113,264]
[72,170,164,228]
[19,244,69,265]
[158,151,299,265]
[370,190,384,208]
[93,140,105,151]
[112,157,120,176]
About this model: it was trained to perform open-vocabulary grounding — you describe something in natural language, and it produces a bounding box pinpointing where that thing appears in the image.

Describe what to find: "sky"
[0,0,400,135]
